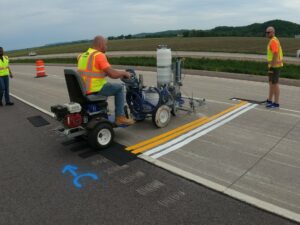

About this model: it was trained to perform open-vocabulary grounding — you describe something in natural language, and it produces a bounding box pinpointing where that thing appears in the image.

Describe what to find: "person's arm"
[271,52,278,68]
[269,40,279,70]
[95,53,131,79]
[8,67,13,78]
[103,67,131,79]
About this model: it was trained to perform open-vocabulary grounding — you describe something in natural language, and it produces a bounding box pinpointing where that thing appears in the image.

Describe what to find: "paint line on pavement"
[10,93,54,117]
[128,101,248,154]
[149,104,257,159]
[143,102,252,157]
[126,117,208,151]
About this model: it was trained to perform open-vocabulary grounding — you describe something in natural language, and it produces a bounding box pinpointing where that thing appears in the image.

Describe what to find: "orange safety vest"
[77,48,107,94]
[267,37,283,68]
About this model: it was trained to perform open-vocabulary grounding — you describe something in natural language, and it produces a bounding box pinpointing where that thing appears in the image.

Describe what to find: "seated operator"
[77,35,134,126]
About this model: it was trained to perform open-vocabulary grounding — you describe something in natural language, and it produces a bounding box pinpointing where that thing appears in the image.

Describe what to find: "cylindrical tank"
[157,45,172,87]
[297,49,300,58]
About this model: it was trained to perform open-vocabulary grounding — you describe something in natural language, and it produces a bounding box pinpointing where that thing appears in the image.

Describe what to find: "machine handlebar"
[121,69,138,85]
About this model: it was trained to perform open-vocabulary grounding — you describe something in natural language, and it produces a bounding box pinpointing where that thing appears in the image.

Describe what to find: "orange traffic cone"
[35,60,47,78]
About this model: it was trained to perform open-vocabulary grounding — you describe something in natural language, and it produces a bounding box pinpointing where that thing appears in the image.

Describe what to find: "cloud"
[1,0,299,50]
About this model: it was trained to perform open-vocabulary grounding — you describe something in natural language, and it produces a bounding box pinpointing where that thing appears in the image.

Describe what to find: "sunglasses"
[265,31,272,34]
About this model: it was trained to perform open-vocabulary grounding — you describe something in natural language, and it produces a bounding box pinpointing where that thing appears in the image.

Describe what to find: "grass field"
[8,37,300,57]
[11,56,300,80]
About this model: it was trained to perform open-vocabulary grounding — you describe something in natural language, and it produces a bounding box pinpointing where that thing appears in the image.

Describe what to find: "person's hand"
[123,72,131,79]
[267,68,274,75]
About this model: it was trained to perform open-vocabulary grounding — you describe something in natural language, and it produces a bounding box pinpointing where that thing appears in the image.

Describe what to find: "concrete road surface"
[6,64,300,223]
[1,100,298,225]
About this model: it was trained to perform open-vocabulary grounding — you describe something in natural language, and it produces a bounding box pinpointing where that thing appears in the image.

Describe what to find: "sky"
[1,0,300,51]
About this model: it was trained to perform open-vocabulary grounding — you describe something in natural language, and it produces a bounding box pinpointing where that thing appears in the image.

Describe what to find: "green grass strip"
[11,57,300,80]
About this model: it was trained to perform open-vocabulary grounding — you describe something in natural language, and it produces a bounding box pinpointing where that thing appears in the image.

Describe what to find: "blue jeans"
[0,75,10,104]
[97,82,125,116]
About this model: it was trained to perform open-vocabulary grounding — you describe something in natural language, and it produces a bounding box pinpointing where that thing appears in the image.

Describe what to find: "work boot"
[115,115,135,126]
[6,102,14,106]
[265,99,272,105]
[266,103,280,109]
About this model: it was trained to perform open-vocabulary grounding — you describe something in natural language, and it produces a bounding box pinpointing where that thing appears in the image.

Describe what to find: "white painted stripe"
[278,107,300,114]
[254,108,300,119]
[206,97,300,117]
[10,93,54,117]
[150,104,257,159]
[225,189,300,223]
[139,155,300,223]
[144,103,252,157]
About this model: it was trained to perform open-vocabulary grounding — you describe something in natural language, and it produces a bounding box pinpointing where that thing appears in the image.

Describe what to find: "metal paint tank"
[157,45,172,87]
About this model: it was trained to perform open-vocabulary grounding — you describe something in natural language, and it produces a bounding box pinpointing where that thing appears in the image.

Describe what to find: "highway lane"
[8,64,300,223]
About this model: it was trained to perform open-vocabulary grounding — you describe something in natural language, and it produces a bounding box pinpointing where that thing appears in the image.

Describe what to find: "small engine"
[51,102,83,128]
[64,113,82,128]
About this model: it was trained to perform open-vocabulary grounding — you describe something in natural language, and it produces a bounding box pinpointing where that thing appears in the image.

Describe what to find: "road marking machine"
[51,45,205,150]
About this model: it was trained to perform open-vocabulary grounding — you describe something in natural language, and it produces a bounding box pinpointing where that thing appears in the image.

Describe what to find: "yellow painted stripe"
[132,117,211,154]
[126,116,208,151]
[130,101,247,154]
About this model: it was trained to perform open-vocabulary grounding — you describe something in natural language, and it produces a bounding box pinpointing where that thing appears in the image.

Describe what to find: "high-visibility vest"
[0,56,9,76]
[267,37,283,68]
[77,48,107,94]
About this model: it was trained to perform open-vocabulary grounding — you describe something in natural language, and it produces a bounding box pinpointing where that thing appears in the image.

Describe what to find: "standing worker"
[0,47,14,106]
[77,36,134,126]
[265,27,283,109]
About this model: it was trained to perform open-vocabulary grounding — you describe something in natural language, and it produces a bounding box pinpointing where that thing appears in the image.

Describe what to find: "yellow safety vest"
[267,37,283,68]
[77,48,107,94]
[0,56,9,76]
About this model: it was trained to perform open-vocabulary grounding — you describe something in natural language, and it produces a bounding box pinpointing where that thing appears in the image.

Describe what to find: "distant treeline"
[108,19,300,40]
[182,20,300,37]
[44,39,91,47]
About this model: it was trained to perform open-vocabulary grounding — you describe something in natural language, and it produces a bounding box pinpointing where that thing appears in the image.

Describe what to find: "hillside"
[7,20,300,56]
[134,20,300,38]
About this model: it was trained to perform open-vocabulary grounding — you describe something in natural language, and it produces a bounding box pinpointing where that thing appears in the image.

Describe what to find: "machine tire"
[152,105,171,128]
[88,123,114,150]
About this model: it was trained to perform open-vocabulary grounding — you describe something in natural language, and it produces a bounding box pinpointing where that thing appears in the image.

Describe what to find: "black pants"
[268,68,280,84]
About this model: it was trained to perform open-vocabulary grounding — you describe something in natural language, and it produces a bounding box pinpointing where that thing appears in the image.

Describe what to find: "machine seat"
[64,69,107,105]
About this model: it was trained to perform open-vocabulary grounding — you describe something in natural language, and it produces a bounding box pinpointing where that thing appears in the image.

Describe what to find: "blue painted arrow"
[62,165,78,177]
[73,173,99,189]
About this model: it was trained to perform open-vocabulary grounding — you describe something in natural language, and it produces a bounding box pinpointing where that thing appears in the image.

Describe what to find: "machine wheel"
[152,105,171,128]
[88,123,114,150]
